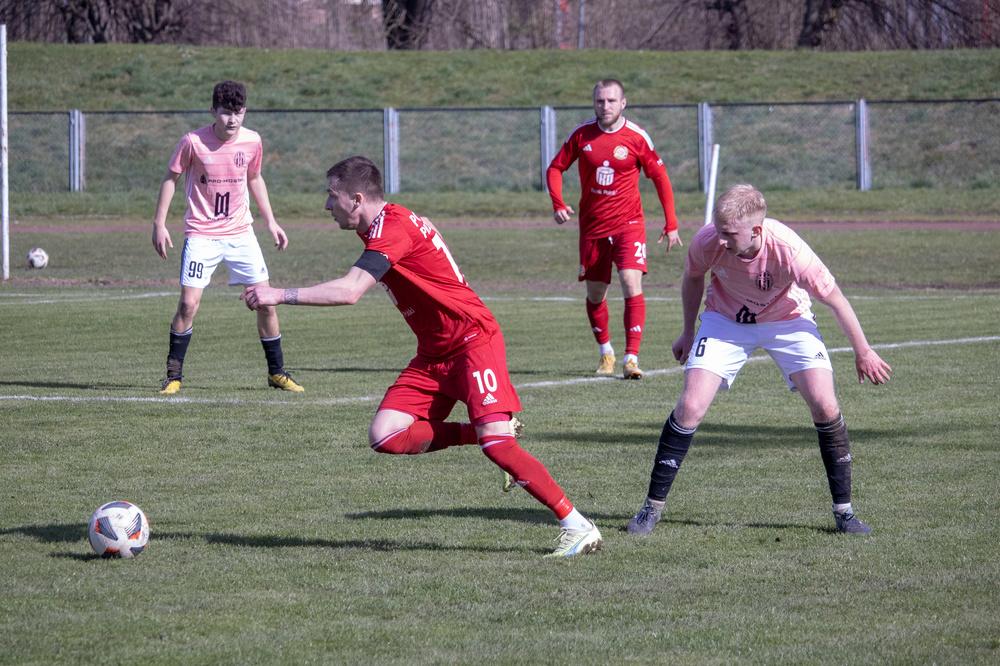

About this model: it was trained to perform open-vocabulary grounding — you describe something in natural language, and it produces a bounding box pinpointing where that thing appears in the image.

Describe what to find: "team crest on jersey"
[613,145,628,160]
[596,161,615,186]
[756,271,773,291]
[233,151,247,168]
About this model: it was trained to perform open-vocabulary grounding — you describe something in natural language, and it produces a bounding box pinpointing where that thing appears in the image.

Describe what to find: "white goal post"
[1,24,9,280]
[703,143,719,227]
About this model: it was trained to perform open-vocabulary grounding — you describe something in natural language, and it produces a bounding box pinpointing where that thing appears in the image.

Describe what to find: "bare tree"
[1,0,995,49]
[383,0,435,49]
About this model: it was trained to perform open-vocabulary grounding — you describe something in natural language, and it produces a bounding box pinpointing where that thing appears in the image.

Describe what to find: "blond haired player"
[152,80,303,395]
[628,184,892,536]
[546,78,682,379]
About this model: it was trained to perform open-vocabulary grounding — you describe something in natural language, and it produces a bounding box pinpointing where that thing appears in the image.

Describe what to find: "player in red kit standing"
[547,79,683,379]
[241,156,603,558]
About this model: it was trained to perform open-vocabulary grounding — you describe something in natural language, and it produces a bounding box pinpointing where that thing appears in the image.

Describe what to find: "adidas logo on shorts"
[482,393,498,406]
[815,352,826,359]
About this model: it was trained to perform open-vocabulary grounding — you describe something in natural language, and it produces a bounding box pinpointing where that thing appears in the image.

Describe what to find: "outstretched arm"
[242,266,378,310]
[815,285,893,385]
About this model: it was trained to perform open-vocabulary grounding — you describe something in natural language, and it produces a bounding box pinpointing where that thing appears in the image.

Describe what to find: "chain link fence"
[9,99,998,195]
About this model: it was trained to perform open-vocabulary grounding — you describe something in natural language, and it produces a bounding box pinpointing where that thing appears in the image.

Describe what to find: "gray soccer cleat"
[834,510,872,534]
[627,499,664,536]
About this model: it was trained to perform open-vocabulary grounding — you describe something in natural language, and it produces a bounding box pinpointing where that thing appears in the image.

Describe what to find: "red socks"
[624,294,646,356]
[372,421,478,455]
[585,298,611,345]
[479,434,573,519]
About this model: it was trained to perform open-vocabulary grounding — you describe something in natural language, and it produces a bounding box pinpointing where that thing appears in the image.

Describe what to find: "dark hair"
[212,81,247,112]
[326,156,384,200]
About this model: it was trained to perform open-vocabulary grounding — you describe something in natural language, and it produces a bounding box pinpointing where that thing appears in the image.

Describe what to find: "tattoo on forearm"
[284,288,299,305]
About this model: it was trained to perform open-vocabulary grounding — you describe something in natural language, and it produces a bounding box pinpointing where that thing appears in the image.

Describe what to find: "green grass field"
[1,218,998,664]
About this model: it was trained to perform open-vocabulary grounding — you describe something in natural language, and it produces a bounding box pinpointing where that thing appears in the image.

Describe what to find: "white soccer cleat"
[544,521,603,558]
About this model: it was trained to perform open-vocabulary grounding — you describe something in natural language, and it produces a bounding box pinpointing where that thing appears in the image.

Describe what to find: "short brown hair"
[326,155,384,200]
[714,184,767,226]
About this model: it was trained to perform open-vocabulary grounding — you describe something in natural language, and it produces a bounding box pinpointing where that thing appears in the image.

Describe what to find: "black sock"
[260,335,284,375]
[816,413,852,506]
[646,411,696,502]
[166,327,192,379]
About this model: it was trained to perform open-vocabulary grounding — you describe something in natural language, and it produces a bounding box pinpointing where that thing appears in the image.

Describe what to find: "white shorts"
[179,231,269,289]
[686,311,834,391]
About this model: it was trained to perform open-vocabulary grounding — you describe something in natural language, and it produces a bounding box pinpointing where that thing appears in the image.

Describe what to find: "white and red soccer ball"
[88,501,150,559]
[26,247,49,269]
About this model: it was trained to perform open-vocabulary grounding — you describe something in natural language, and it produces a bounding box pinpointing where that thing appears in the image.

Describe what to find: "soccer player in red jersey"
[241,155,603,558]
[547,79,683,379]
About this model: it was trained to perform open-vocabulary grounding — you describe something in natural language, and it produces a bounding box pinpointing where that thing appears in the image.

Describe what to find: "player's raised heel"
[159,377,182,395]
[623,359,644,380]
[834,510,872,535]
[268,372,305,393]
[596,353,616,375]
[544,521,603,558]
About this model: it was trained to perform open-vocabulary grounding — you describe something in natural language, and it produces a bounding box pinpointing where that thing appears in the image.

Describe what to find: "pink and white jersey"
[167,125,263,238]
[686,218,836,323]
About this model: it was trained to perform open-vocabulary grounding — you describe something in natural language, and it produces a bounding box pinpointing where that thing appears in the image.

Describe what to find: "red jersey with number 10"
[360,203,500,361]
[547,118,678,240]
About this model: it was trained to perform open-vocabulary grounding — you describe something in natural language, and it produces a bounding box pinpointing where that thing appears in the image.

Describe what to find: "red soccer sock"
[479,434,573,519]
[372,421,478,455]
[586,298,611,345]
[624,294,646,356]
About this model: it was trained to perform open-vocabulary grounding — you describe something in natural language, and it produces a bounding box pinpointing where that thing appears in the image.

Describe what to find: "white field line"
[1,335,997,407]
[2,290,999,306]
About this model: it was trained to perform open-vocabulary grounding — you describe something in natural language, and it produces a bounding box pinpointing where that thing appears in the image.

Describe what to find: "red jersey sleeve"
[546,133,580,212]
[361,212,415,265]
[637,143,679,233]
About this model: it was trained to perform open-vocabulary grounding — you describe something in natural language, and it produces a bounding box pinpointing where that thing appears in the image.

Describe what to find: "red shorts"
[379,332,522,422]
[578,223,648,283]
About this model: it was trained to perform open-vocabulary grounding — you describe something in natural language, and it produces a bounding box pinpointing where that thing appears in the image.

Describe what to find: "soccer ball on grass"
[26,247,49,269]
[88,501,150,559]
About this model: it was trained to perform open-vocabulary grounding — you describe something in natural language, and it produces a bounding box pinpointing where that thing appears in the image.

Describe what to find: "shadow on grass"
[346,506,554,524]
[0,380,147,391]
[2,521,546,557]
[293,366,404,374]
[530,423,897,449]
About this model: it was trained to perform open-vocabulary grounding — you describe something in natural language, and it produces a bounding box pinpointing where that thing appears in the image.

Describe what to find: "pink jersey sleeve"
[782,230,837,300]
[684,225,716,278]
[167,134,193,174]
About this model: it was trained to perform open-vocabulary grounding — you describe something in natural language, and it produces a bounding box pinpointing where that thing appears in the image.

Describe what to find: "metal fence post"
[855,99,871,191]
[697,102,713,193]
[383,107,399,194]
[68,109,86,191]
[69,110,79,191]
[540,105,557,191]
